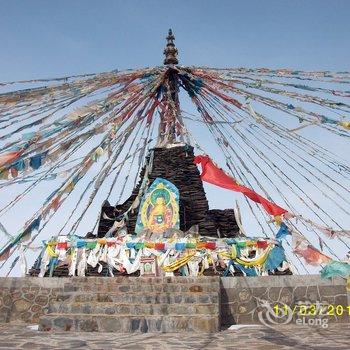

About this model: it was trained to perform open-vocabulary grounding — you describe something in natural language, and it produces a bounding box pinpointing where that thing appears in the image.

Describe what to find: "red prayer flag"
[257,241,269,249]
[205,242,216,250]
[57,242,68,250]
[0,247,10,261]
[294,245,331,266]
[0,151,21,167]
[155,242,165,250]
[194,155,288,216]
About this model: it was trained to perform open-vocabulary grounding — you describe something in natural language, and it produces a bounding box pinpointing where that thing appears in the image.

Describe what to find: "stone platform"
[0,275,349,333]
[39,277,220,333]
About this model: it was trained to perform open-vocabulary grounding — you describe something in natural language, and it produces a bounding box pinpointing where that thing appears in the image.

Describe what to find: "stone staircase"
[39,276,220,333]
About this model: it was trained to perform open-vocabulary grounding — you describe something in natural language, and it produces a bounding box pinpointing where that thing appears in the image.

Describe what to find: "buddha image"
[149,195,172,233]
[137,179,179,236]
[150,196,166,223]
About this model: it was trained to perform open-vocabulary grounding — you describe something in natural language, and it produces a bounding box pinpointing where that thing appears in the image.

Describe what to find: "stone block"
[23,293,36,301]
[278,287,294,305]
[189,285,203,293]
[293,286,307,301]
[51,315,74,331]
[13,299,31,313]
[39,316,52,331]
[238,289,252,302]
[267,287,283,302]
[168,304,193,315]
[162,316,189,332]
[194,304,219,315]
[305,286,321,302]
[319,285,346,296]
[191,316,219,332]
[76,317,98,332]
[98,316,123,332]
[35,295,49,306]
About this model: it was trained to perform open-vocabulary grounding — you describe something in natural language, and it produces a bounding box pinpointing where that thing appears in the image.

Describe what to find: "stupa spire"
[163,29,179,65]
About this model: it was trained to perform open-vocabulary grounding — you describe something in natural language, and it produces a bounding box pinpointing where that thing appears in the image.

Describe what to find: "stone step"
[63,282,219,293]
[49,302,219,316]
[56,291,219,304]
[39,313,219,333]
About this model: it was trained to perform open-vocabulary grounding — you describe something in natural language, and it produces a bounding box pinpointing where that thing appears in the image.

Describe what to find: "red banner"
[0,151,21,167]
[194,155,288,216]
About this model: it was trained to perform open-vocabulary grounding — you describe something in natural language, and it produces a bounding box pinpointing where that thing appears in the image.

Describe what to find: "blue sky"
[1,0,349,81]
[0,1,349,276]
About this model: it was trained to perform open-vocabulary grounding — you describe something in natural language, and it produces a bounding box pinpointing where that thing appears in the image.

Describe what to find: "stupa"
[27,30,293,278]
[96,30,239,240]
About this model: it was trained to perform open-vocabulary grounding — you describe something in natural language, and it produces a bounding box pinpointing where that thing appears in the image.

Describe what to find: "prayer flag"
[194,155,288,216]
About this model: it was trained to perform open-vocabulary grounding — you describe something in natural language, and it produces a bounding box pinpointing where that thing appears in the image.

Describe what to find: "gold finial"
[163,29,179,65]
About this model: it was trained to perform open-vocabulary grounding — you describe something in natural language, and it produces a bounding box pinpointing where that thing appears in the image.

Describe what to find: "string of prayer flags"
[34,234,288,277]
[1,61,350,277]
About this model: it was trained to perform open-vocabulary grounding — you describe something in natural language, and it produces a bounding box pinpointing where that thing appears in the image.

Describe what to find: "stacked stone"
[39,276,221,333]
[97,145,239,238]
[206,209,239,238]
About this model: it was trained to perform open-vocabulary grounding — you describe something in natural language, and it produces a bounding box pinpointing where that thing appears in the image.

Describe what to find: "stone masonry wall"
[0,278,66,324]
[220,275,350,326]
[0,276,348,327]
